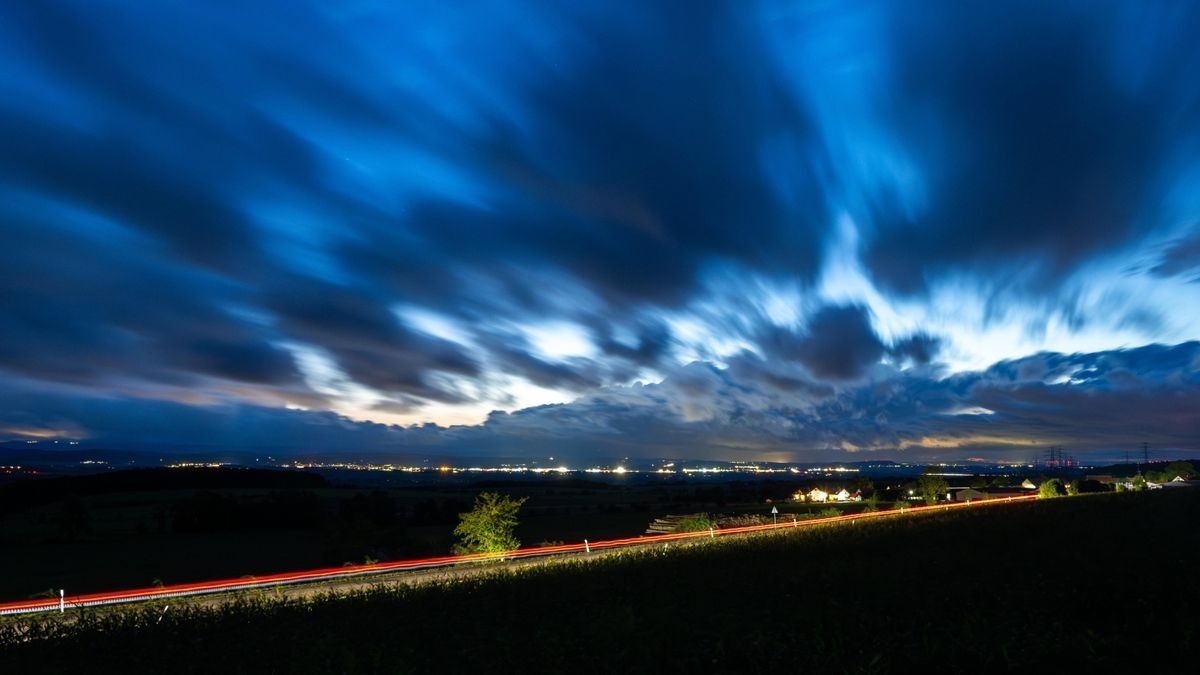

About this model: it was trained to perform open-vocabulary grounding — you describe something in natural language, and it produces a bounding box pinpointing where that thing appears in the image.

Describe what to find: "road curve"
[0,494,1038,616]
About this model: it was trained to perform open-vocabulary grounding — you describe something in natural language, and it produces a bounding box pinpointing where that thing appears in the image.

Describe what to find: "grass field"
[0,477,866,599]
[2,489,1195,673]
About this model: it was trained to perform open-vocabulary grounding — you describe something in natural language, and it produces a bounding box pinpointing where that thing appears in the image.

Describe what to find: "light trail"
[0,495,1038,616]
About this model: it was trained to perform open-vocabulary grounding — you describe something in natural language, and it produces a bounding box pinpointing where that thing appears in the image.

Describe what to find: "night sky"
[2,1,1198,462]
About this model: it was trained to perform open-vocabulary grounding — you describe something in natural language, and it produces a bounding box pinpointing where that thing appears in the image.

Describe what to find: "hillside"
[2,490,1197,673]
[0,467,329,511]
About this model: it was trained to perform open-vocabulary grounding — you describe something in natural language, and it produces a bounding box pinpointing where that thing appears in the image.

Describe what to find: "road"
[0,494,1038,616]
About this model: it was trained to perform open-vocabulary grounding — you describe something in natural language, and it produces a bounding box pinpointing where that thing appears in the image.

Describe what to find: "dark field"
[0,469,855,599]
[3,489,1196,673]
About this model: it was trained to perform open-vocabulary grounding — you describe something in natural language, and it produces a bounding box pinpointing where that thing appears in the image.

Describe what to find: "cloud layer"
[4,342,1197,463]
[1,1,1198,458]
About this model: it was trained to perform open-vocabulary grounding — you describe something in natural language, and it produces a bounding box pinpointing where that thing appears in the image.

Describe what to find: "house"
[833,488,851,502]
[807,488,828,503]
[1020,478,1037,489]
[953,488,988,502]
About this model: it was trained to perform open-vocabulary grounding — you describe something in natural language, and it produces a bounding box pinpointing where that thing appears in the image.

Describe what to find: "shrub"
[673,515,718,533]
[1038,479,1065,499]
[452,492,527,554]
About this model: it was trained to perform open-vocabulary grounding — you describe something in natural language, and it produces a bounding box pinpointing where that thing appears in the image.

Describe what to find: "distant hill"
[0,467,329,511]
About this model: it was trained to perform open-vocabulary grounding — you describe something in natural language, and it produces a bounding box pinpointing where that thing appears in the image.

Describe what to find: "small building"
[953,488,988,502]
[833,488,851,502]
[985,489,1035,499]
[1020,478,1037,489]
[807,488,829,503]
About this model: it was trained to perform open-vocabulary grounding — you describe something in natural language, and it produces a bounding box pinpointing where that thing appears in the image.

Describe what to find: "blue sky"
[1,1,1198,461]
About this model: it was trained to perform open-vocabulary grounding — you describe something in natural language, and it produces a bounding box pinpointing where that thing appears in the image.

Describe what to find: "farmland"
[2,489,1195,673]
[0,467,894,599]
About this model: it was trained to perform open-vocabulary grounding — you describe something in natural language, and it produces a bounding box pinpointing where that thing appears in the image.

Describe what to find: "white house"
[833,488,851,502]
[807,488,829,503]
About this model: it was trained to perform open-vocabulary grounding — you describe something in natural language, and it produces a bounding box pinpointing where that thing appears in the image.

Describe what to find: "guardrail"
[0,494,1038,616]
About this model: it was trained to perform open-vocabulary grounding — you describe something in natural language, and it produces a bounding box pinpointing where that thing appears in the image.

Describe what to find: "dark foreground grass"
[2,490,1197,673]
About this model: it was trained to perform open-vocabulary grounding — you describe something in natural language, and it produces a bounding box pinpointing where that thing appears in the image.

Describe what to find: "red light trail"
[0,495,1037,616]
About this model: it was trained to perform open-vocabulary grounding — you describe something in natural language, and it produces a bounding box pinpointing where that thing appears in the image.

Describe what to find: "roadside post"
[771,505,778,525]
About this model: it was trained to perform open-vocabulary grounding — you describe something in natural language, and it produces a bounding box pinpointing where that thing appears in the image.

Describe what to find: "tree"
[1066,479,1080,496]
[453,492,527,555]
[1161,461,1196,480]
[1131,474,1148,492]
[918,468,949,505]
[1038,478,1065,499]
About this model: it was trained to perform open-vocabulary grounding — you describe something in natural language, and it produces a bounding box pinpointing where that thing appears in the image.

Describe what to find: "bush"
[673,515,718,533]
[1038,479,1065,499]
[452,492,527,554]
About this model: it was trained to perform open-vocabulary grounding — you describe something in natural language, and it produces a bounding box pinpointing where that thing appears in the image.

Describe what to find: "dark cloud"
[759,305,885,380]
[0,0,833,410]
[266,278,481,403]
[0,108,260,270]
[1150,231,1200,281]
[857,1,1200,294]
[328,2,831,310]
[889,333,944,366]
[0,207,307,397]
[484,343,605,393]
[0,1,1197,459]
[589,319,674,369]
[4,342,1197,462]
[511,341,1200,459]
